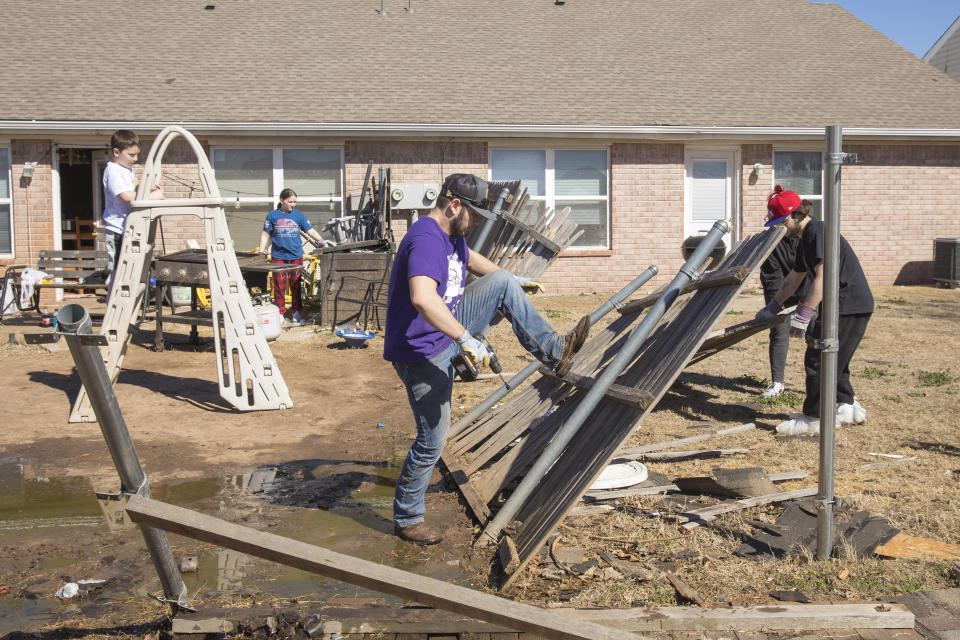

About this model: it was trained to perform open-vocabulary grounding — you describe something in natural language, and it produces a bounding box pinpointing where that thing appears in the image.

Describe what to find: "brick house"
[2,0,960,295]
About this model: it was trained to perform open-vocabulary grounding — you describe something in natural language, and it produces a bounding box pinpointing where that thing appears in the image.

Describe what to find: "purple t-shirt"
[383,216,469,362]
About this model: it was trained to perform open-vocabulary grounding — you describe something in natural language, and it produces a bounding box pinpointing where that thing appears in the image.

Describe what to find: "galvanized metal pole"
[478,220,728,546]
[470,187,510,255]
[817,126,843,560]
[449,265,659,438]
[56,304,190,611]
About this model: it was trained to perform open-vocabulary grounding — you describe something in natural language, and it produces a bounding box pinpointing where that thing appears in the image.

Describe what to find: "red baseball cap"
[765,184,802,227]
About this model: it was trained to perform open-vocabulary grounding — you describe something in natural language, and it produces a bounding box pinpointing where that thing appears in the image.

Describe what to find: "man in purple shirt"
[384,174,590,545]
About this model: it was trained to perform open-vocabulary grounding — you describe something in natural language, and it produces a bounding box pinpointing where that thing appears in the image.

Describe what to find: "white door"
[683,150,736,250]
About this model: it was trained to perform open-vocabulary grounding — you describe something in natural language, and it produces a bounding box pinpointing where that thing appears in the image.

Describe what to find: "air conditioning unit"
[933,237,960,286]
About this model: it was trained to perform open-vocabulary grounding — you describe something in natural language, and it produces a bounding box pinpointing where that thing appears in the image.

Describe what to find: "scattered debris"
[677,487,817,530]
[674,467,780,498]
[179,555,199,573]
[53,579,107,600]
[771,589,812,603]
[737,500,900,560]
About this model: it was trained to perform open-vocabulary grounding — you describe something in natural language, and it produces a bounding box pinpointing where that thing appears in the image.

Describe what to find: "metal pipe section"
[56,304,190,611]
[449,264,659,438]
[478,221,728,545]
[817,126,843,560]
[470,187,510,255]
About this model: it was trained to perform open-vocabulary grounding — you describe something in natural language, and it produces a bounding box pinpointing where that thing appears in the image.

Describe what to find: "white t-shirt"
[102,162,136,234]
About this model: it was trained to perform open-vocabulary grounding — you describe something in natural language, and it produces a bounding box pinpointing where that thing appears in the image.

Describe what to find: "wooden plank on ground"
[560,603,914,631]
[125,496,639,640]
[873,533,960,560]
[617,424,756,458]
[677,487,818,530]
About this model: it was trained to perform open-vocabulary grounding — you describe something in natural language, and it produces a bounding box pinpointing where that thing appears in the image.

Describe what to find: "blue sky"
[813,1,959,57]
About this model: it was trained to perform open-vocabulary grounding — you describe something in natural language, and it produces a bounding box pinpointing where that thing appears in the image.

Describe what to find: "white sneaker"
[776,413,820,436]
[291,311,302,323]
[762,382,785,398]
[837,399,867,425]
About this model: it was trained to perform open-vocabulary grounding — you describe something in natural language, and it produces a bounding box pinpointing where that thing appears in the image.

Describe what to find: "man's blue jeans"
[392,270,566,527]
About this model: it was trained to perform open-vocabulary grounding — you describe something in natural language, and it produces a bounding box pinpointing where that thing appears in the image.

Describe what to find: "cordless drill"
[451,334,502,382]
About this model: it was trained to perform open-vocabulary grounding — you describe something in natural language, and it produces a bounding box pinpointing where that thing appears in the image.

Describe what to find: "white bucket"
[253,299,283,341]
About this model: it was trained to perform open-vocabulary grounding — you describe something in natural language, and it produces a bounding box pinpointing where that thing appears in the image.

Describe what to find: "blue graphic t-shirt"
[383,216,469,362]
[263,208,312,260]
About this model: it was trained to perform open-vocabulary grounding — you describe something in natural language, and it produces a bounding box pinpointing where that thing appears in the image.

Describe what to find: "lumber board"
[582,484,680,502]
[623,448,749,461]
[677,487,818,529]
[873,533,960,560]
[539,367,655,409]
[617,423,756,458]
[858,457,917,471]
[560,603,914,631]
[124,496,638,640]
[687,313,789,366]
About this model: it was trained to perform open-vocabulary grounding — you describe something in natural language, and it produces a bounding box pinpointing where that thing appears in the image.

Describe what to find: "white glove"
[456,331,490,368]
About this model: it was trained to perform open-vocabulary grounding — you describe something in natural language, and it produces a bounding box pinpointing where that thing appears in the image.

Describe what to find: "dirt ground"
[0,283,958,633]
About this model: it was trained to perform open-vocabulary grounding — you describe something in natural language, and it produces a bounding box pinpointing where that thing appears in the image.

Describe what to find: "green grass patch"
[918,370,954,387]
[882,394,902,404]
[726,310,745,316]
[883,296,908,305]
[860,367,893,380]
[907,392,924,398]
[543,309,570,320]
[734,374,765,387]
[754,390,804,407]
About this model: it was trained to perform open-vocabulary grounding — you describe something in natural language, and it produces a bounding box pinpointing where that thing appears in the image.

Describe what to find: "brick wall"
[5,137,960,295]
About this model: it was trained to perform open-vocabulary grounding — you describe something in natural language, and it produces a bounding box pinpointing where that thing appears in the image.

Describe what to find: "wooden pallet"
[440,227,786,588]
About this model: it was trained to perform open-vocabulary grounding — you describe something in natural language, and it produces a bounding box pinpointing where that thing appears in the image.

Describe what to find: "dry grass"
[460,284,960,606]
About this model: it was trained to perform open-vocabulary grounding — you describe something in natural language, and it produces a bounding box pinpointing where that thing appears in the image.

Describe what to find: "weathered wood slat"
[677,487,818,530]
[562,603,914,631]
[539,367,655,409]
[617,265,751,315]
[617,423,756,458]
[125,496,638,640]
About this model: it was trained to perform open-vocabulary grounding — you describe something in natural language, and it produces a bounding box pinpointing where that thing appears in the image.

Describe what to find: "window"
[773,151,823,220]
[490,148,609,249]
[211,147,343,251]
[0,148,11,254]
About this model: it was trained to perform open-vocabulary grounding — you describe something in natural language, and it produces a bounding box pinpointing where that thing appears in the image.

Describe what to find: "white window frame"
[209,145,345,213]
[0,144,13,258]
[488,146,611,250]
[772,147,824,219]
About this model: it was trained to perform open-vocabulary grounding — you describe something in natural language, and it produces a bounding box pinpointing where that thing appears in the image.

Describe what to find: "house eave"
[2,120,960,141]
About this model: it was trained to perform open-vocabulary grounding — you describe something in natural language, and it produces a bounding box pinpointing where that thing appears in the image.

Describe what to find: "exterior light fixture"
[22,161,38,179]
[753,162,765,176]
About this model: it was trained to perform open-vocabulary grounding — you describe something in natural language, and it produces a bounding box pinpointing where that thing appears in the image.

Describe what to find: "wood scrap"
[617,423,756,459]
[677,487,818,530]
[674,467,779,498]
[859,457,917,471]
[582,484,679,502]
[664,571,706,606]
[629,448,749,461]
[873,533,960,561]
[497,536,520,576]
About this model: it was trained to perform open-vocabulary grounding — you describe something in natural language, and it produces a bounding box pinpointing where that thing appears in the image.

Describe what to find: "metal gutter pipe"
[56,304,190,611]
[477,221,728,546]
[817,126,844,560]
[449,264,659,439]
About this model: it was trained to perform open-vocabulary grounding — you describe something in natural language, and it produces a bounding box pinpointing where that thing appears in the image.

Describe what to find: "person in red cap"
[757,185,812,398]
[755,186,873,436]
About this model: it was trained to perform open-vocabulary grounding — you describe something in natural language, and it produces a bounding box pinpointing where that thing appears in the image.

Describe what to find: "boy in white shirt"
[102,130,163,291]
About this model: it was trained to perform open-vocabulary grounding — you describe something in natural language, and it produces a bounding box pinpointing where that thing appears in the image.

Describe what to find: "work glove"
[512,273,545,295]
[456,331,490,368]
[755,299,783,322]
[789,304,817,339]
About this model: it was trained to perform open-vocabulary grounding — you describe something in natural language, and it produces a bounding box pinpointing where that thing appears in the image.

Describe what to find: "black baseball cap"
[440,173,497,220]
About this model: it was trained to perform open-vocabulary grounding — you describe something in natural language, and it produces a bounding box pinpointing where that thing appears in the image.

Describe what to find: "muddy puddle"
[0,456,474,632]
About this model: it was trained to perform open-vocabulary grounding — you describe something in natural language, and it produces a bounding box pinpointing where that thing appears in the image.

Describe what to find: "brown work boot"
[394,522,442,545]
[554,314,591,377]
